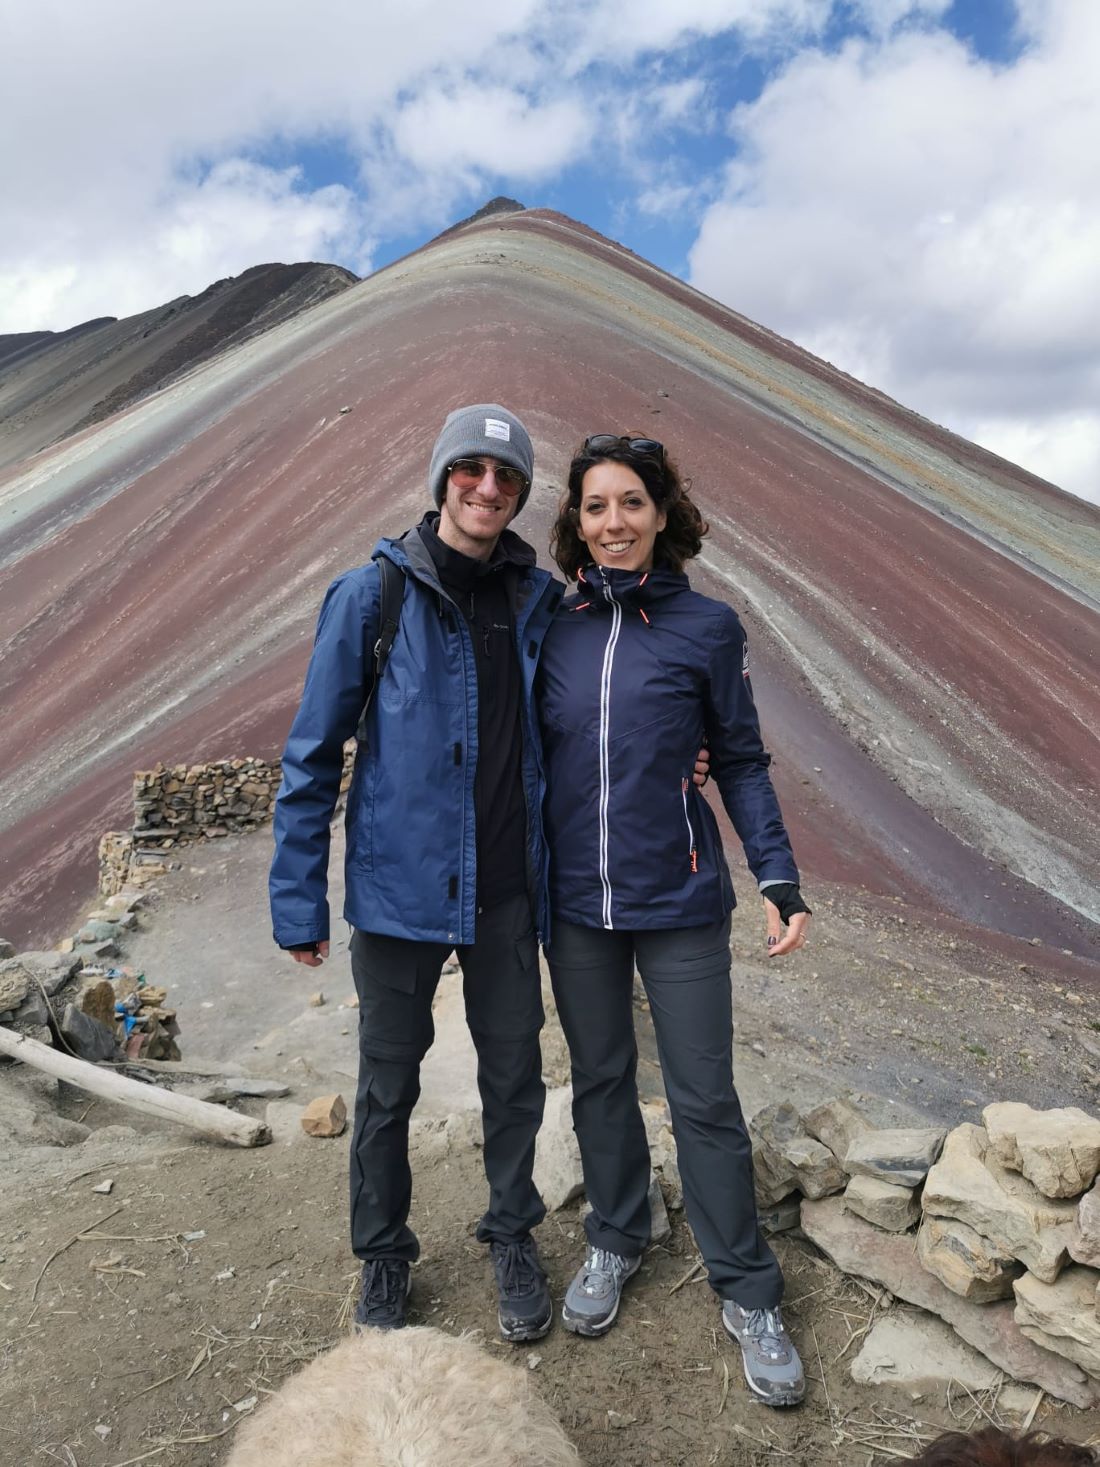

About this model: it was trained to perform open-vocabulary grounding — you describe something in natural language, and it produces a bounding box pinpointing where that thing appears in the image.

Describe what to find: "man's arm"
[269,567,379,951]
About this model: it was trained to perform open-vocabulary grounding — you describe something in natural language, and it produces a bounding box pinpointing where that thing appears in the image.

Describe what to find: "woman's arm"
[703,606,810,954]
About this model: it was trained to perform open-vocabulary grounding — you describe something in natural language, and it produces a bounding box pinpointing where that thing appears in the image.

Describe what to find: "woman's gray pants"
[547,916,782,1308]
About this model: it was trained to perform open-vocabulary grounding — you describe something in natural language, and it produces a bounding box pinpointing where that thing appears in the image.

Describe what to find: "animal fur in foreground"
[223,1324,580,1467]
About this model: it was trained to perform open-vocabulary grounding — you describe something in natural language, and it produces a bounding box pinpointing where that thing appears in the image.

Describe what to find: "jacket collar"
[374,518,542,603]
[574,562,688,613]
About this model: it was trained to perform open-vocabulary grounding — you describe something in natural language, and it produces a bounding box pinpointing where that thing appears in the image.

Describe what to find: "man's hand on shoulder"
[286,940,330,967]
[692,744,710,787]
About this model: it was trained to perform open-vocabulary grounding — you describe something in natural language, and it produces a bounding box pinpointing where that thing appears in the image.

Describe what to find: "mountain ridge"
[0,204,1095,961]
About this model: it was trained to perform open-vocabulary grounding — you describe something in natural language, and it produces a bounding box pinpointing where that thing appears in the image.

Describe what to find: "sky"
[2,0,1098,503]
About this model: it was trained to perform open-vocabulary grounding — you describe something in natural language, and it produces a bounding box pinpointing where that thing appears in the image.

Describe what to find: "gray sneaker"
[562,1247,641,1337]
[721,1302,805,1407]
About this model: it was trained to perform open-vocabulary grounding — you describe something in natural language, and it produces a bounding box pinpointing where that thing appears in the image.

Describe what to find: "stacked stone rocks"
[0,949,121,1061]
[753,1096,1100,1406]
[0,890,180,1062]
[132,757,283,845]
[99,747,356,898]
[922,1105,1100,1382]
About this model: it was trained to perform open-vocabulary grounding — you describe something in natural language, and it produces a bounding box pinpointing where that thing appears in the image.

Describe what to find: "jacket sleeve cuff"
[272,923,329,948]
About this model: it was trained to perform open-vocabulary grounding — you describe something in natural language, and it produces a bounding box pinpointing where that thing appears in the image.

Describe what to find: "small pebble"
[92,1179,114,1195]
[309,992,325,1007]
[94,1424,111,1440]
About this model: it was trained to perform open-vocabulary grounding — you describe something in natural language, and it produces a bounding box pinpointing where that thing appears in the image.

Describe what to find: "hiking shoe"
[562,1246,641,1337]
[490,1235,552,1343]
[353,1259,410,1330]
[721,1301,805,1407]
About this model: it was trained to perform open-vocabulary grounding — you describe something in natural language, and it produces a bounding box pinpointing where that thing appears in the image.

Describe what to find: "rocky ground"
[1,826,1099,1467]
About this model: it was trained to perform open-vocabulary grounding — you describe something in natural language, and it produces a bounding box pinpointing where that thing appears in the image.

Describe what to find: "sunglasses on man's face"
[583,435,665,460]
[447,458,528,496]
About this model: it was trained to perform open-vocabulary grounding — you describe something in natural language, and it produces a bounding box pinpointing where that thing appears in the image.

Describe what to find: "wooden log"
[0,1028,270,1147]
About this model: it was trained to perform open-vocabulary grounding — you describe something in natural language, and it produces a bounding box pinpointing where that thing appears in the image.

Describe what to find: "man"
[269,404,561,1340]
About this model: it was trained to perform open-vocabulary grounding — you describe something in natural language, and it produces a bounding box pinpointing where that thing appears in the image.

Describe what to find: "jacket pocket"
[680,778,699,875]
[345,757,375,873]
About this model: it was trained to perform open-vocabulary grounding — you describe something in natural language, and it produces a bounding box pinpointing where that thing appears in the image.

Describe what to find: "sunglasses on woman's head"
[583,435,665,460]
[447,458,529,496]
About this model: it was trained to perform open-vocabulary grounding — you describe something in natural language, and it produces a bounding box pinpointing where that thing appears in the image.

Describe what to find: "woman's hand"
[763,892,810,956]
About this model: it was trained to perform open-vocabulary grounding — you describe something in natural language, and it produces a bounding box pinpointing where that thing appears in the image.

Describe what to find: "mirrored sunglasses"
[447,458,528,496]
[583,435,665,460]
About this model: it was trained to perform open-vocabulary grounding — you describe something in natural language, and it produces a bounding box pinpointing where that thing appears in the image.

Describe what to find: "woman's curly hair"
[549,434,708,581]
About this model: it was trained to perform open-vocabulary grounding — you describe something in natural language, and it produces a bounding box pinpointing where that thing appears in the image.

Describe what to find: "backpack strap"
[355,557,405,745]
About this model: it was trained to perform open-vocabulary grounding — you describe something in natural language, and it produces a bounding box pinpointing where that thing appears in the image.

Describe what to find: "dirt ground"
[2,829,1099,1467]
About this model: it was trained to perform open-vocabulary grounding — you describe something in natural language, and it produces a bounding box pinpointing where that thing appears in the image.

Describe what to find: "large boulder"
[850,1313,1035,1411]
[0,963,30,1012]
[844,1175,921,1233]
[845,1127,947,1188]
[917,1214,1020,1302]
[58,1004,118,1062]
[642,1098,682,1209]
[983,1102,1100,1200]
[750,1102,846,1202]
[1014,1267,1100,1378]
[0,952,82,1004]
[533,1086,584,1211]
[804,1095,873,1168]
[800,1196,1099,1408]
[1069,1181,1100,1269]
[922,1125,1077,1284]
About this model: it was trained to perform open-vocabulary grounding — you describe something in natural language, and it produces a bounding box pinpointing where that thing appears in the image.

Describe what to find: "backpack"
[355,556,406,745]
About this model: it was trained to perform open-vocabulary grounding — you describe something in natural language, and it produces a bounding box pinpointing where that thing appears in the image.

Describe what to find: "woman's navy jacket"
[537,563,799,932]
[269,527,562,949]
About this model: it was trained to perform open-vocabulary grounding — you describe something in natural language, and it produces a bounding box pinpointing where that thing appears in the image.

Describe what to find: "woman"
[537,433,811,1408]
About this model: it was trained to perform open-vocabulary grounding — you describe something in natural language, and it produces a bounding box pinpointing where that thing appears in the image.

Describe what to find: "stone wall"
[132,756,283,844]
[749,1096,1100,1407]
[99,746,356,897]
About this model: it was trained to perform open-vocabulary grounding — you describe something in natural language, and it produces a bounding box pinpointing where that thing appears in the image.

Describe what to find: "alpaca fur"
[224,1326,580,1467]
[903,1427,1096,1466]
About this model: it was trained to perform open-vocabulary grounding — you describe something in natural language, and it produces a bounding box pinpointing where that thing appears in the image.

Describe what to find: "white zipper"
[681,777,699,874]
[597,583,623,928]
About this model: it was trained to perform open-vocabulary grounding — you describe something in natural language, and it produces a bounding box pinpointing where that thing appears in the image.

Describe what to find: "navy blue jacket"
[537,564,798,931]
[269,526,562,948]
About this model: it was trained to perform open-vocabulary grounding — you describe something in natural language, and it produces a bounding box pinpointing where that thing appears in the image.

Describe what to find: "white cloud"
[688,0,1100,501]
[3,0,1097,509]
[391,91,590,176]
[970,413,1100,499]
[637,182,706,215]
[0,162,372,333]
[0,0,866,332]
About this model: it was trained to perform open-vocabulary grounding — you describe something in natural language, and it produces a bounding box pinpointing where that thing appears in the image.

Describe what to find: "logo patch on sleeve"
[742,641,751,678]
[485,418,510,441]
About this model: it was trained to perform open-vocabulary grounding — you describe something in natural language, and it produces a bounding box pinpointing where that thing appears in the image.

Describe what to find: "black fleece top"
[419,515,527,911]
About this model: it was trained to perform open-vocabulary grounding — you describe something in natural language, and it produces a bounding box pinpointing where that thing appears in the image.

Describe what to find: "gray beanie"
[428,403,535,515]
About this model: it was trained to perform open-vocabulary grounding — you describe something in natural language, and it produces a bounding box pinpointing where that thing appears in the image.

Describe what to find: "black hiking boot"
[353,1259,410,1330]
[489,1234,552,1343]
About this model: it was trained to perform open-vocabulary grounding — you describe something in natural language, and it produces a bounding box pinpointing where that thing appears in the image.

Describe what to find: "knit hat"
[428,403,535,515]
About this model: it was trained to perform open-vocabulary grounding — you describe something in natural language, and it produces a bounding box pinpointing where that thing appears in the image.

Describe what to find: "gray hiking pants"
[349,894,546,1261]
[547,916,783,1308]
